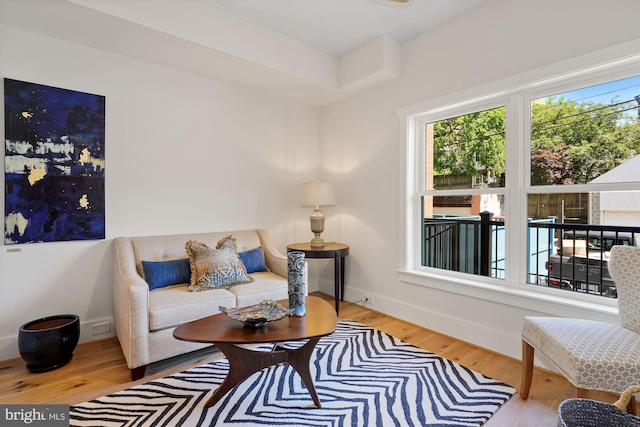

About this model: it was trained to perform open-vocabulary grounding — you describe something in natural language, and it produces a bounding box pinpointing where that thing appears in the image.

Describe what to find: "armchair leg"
[628,396,637,416]
[520,340,534,399]
[131,365,147,381]
[572,386,589,399]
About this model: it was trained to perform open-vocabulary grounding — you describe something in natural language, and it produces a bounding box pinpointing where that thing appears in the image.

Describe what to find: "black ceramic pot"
[18,314,80,373]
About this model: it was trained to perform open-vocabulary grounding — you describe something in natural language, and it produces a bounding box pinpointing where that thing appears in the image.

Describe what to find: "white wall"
[319,0,640,363]
[0,24,320,360]
[4,0,640,368]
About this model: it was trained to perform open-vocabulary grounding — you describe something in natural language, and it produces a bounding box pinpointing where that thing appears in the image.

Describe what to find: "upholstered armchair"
[520,245,640,414]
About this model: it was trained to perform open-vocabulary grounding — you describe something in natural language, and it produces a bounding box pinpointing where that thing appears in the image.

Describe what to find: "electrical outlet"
[92,322,111,335]
[363,295,374,306]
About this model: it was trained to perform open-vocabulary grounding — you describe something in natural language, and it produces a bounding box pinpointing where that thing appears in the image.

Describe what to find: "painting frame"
[4,78,106,244]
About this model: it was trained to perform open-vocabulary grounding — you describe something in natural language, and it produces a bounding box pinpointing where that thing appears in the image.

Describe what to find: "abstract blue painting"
[4,79,105,244]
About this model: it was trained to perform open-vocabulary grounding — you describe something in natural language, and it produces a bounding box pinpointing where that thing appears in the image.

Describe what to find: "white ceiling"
[209,0,483,57]
[0,0,484,106]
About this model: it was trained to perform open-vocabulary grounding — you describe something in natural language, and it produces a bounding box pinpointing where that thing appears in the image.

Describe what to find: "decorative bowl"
[220,300,289,328]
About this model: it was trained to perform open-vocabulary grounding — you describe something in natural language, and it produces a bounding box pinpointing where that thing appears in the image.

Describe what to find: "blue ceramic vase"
[288,251,306,317]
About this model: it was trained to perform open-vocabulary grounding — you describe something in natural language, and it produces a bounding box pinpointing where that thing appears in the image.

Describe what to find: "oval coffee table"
[173,296,337,408]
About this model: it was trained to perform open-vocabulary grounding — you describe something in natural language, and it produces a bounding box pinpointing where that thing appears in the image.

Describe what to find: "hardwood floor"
[0,292,626,426]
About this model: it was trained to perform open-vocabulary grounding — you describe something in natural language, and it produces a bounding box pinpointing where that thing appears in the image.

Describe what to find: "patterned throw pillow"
[185,235,254,291]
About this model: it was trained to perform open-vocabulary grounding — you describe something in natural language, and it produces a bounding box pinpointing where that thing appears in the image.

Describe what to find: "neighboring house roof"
[591,154,640,183]
[591,154,640,213]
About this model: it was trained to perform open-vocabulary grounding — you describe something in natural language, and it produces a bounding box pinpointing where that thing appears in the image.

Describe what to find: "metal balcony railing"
[422,215,640,298]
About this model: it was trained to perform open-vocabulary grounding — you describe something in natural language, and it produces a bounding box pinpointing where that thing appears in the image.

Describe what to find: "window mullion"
[508,93,526,287]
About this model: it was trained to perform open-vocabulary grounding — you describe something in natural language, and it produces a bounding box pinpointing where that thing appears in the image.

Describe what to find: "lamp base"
[309,208,326,248]
[310,236,325,248]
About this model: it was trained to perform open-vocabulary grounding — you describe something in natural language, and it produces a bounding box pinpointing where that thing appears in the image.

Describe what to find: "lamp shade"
[300,181,335,207]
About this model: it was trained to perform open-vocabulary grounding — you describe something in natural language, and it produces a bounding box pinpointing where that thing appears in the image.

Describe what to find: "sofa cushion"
[229,272,290,307]
[129,230,263,278]
[239,247,269,274]
[148,284,236,331]
[142,258,191,290]
[185,236,253,292]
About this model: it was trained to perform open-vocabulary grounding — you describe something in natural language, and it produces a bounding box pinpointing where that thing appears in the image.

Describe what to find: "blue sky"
[550,74,640,105]
[536,74,640,123]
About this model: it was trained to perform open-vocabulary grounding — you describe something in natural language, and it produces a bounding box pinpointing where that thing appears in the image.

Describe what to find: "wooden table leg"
[339,256,346,302]
[205,342,288,408]
[334,252,340,314]
[206,339,322,408]
[286,338,322,407]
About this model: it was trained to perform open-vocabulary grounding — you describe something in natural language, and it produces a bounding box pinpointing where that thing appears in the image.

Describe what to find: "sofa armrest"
[256,229,288,278]
[256,229,308,293]
[112,237,151,370]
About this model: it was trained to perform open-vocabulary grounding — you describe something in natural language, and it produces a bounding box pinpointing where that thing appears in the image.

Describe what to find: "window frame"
[414,98,510,280]
[398,50,640,316]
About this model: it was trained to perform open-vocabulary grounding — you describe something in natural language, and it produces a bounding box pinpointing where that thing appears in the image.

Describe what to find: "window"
[422,106,507,279]
[530,78,640,187]
[404,65,640,301]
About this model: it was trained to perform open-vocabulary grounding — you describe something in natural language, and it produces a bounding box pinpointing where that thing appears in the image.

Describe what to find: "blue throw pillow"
[142,258,192,290]
[239,247,269,274]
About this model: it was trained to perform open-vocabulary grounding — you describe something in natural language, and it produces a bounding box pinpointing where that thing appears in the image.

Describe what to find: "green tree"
[433,107,506,178]
[530,96,638,185]
[432,96,640,186]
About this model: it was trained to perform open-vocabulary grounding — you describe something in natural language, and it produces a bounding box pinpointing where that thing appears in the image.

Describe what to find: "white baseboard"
[341,286,559,374]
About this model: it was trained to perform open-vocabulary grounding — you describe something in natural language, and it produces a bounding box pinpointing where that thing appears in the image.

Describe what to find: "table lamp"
[301,181,335,248]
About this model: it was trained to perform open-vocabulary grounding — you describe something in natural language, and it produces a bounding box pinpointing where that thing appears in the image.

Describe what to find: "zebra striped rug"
[70,320,515,426]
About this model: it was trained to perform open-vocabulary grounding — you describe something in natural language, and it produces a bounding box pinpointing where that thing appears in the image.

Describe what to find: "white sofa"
[112,229,294,380]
